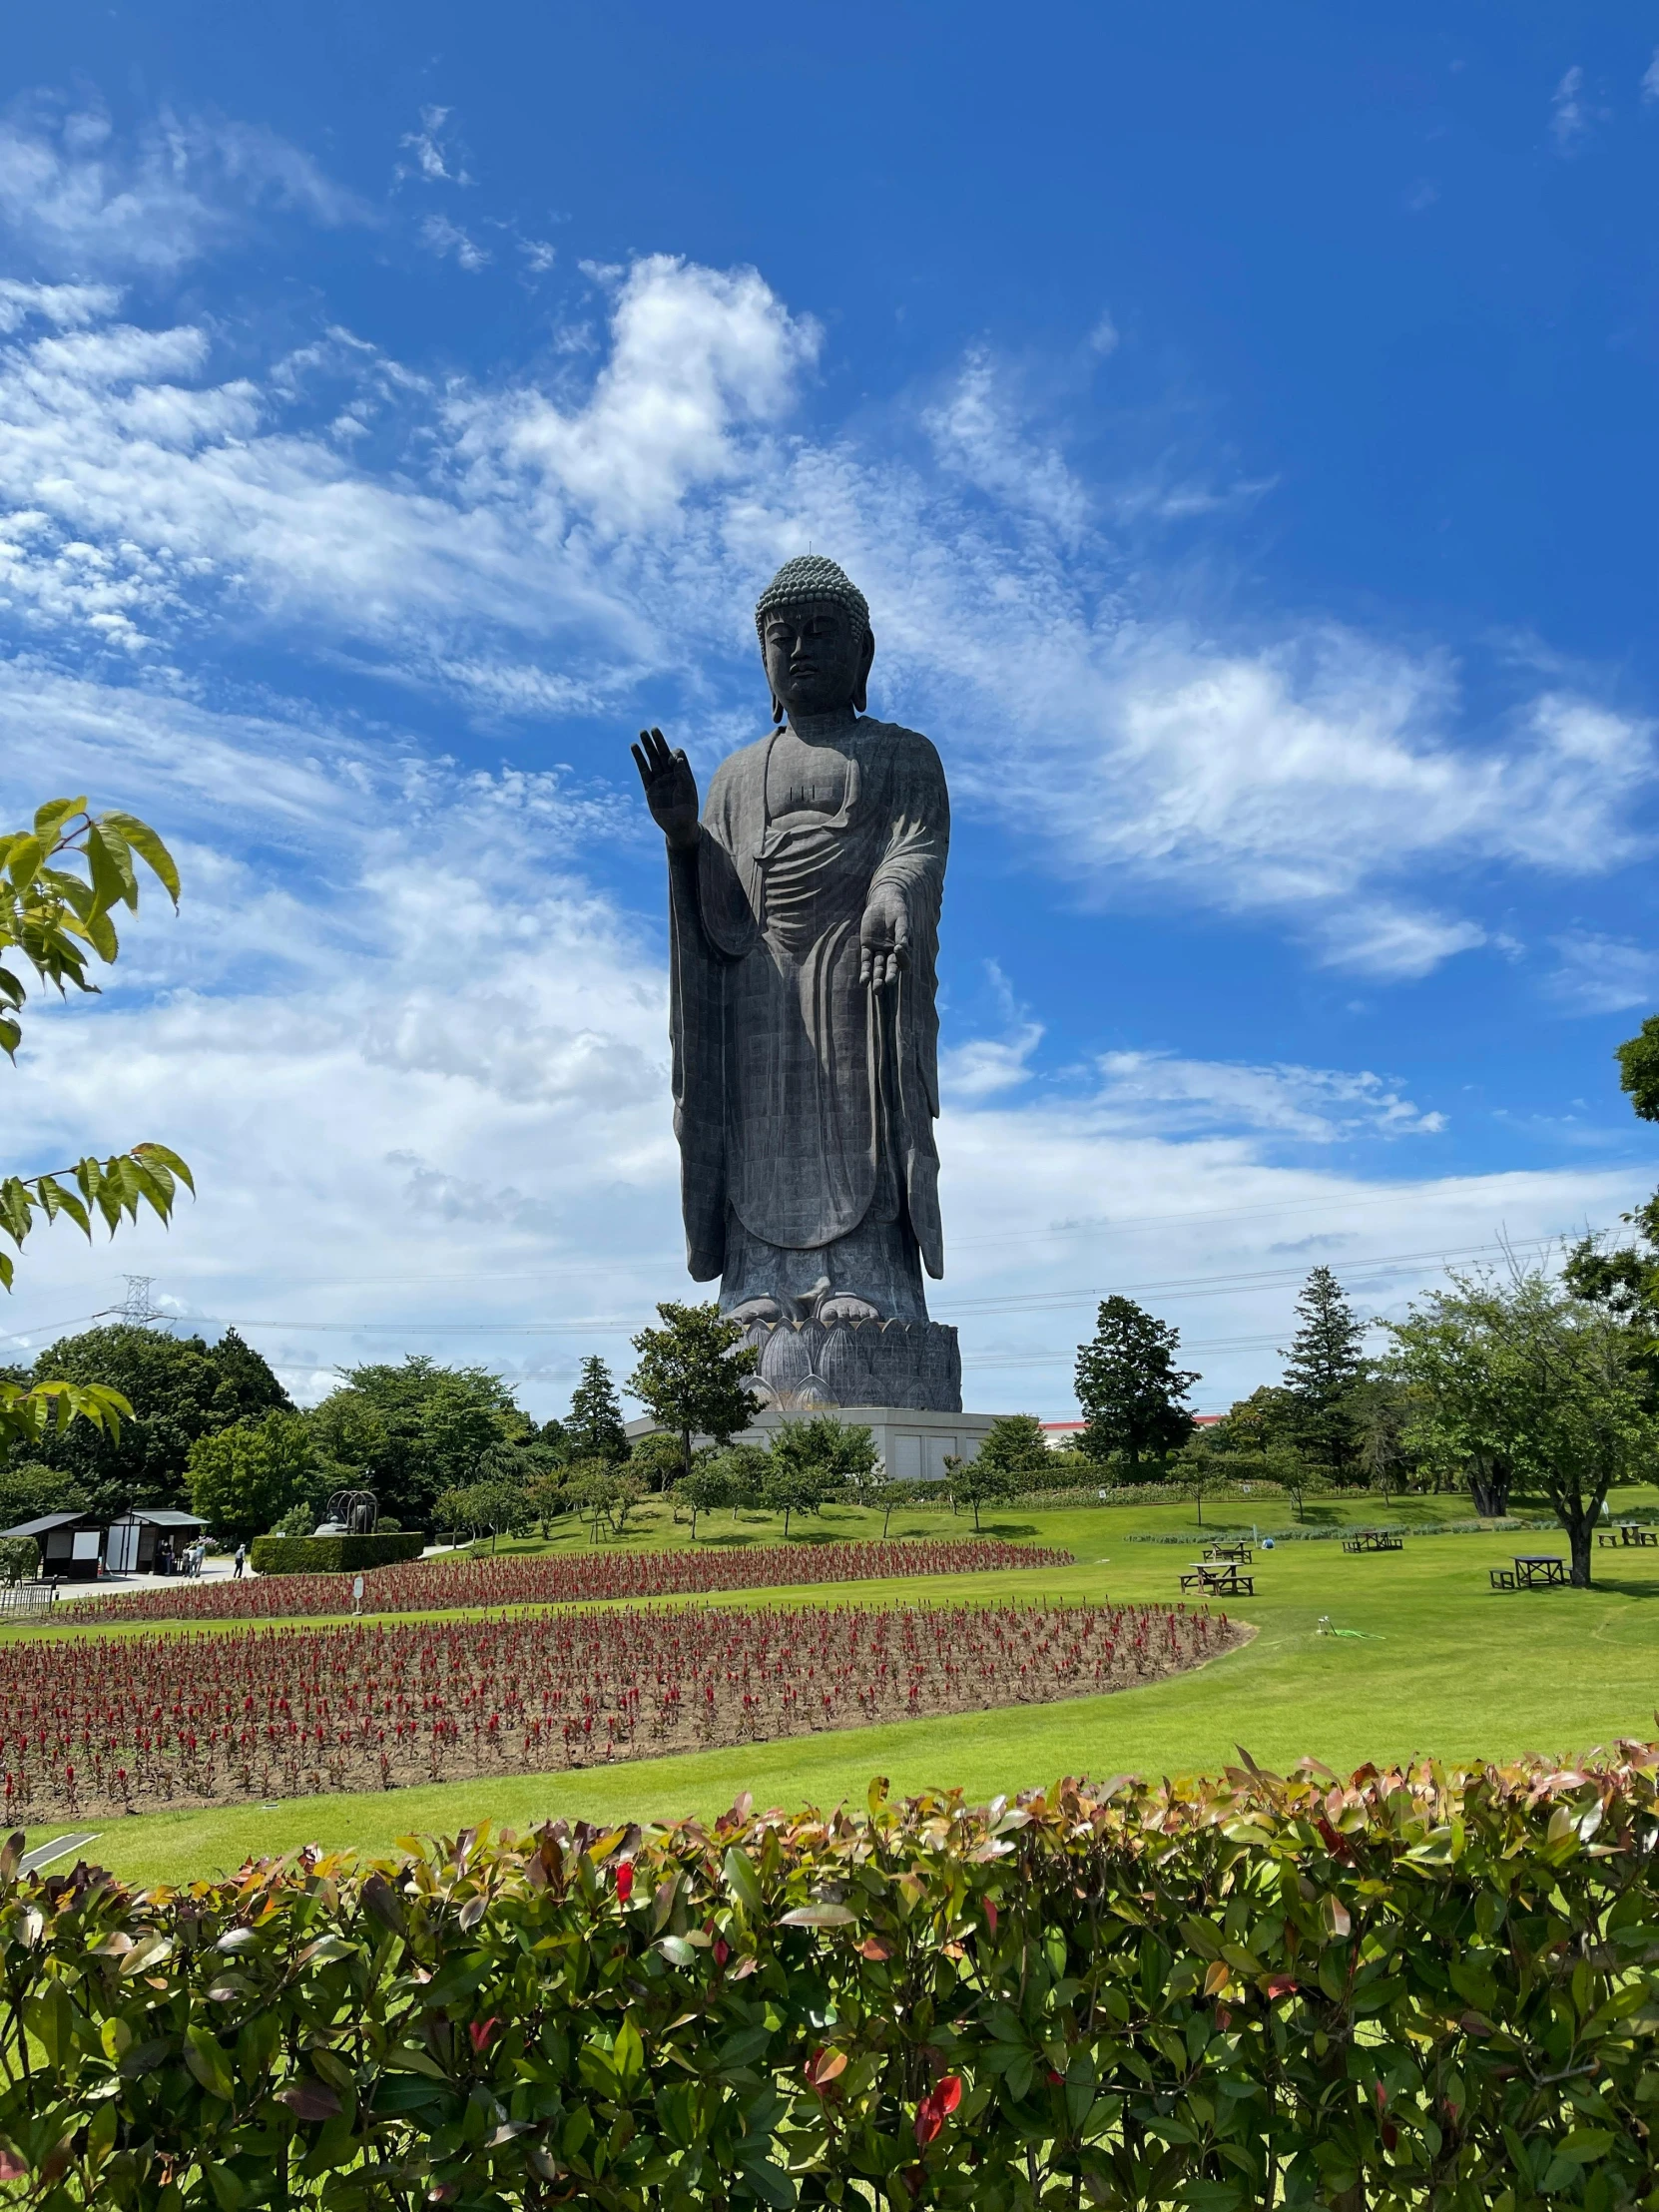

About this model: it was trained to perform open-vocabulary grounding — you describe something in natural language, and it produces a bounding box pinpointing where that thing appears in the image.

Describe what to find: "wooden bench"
[1180,1562,1255,1597]
[1342,1531,1403,1554]
[1204,1541,1253,1564]
[1598,1524,1658,1549]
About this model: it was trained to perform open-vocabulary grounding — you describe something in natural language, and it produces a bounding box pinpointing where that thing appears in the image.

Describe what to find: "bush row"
[1,1747,1656,2206]
[247,1532,427,1577]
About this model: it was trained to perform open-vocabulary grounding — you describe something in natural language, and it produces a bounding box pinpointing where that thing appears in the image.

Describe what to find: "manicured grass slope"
[28,1487,1659,1888]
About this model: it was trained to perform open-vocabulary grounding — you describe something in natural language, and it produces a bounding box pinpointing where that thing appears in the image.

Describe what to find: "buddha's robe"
[667,716,948,1319]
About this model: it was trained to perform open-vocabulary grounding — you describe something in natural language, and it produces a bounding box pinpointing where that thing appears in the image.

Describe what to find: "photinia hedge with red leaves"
[0,1749,1657,2207]
[65,1539,1074,1627]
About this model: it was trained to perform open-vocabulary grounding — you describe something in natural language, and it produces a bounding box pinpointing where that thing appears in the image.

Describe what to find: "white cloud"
[397,106,471,187]
[0,95,368,275]
[1092,1051,1445,1142]
[1546,932,1659,1015]
[0,186,1644,974]
[1088,311,1119,356]
[1550,65,1598,155]
[471,255,821,534]
[420,213,490,272]
[1644,50,1659,103]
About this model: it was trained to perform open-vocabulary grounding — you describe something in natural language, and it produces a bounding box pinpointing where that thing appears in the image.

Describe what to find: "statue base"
[741,1316,962,1414]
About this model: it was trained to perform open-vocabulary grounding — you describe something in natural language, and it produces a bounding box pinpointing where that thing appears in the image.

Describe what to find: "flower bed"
[0,1749,1655,2205]
[0,1597,1234,1820]
[64,1536,1072,1624]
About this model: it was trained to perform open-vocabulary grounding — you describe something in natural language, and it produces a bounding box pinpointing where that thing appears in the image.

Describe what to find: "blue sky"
[1,3,1656,1414]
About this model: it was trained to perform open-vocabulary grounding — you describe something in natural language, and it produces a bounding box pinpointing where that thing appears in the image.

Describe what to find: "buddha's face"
[761,598,874,720]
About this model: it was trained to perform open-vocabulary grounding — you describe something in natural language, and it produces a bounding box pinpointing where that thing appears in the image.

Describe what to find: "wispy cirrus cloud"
[0,95,370,276]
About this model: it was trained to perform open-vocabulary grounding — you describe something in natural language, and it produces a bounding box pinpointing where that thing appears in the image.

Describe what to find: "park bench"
[1342,1530,1403,1554]
[1180,1561,1255,1597]
[1489,1554,1566,1591]
[1204,1541,1253,1564]
[1597,1523,1658,1549]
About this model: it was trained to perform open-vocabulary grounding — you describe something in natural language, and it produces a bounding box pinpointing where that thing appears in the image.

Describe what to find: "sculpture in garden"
[632,556,960,1411]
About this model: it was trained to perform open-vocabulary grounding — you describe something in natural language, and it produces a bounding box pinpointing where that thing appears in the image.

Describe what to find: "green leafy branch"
[0,1379,129,1454]
[0,797,180,1060]
[0,1143,195,1291]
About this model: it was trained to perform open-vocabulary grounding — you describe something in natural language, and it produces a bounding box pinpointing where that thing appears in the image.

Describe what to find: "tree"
[567,1357,630,1465]
[1074,1297,1199,1473]
[434,1477,532,1550]
[0,1462,87,1530]
[944,1453,1017,1532]
[0,798,193,1451]
[308,1359,522,1526]
[973,1413,1053,1491]
[1390,1265,1653,1585]
[1266,1439,1330,1523]
[626,1302,760,1486]
[677,1458,732,1539]
[1280,1267,1369,1483]
[1347,1376,1416,1503]
[1172,1431,1228,1526]
[187,1409,318,1542]
[1615,1012,1659,1123]
[26,1325,291,1517]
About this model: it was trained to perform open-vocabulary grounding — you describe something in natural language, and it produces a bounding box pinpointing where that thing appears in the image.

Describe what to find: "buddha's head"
[755,556,874,724]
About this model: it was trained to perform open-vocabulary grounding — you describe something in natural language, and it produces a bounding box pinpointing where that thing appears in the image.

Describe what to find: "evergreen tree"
[626,1302,760,1487]
[566,1357,630,1464]
[1280,1266,1369,1482]
[973,1413,1054,1488]
[1073,1297,1199,1473]
[307,1358,521,1527]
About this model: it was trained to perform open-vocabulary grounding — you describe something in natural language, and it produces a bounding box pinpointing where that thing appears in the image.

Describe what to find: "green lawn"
[24,1487,1659,1888]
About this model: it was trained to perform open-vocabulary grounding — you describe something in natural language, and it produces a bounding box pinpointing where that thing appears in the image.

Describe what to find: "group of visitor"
[154,1536,209,1578]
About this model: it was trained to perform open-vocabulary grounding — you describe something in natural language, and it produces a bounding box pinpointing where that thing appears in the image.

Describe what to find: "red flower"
[615,1862,634,1904]
[914,2074,962,2147]
[468,2018,500,2054]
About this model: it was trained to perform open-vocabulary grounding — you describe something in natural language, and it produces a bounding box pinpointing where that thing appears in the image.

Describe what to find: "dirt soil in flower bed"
[63,1538,1074,1625]
[0,1598,1246,1823]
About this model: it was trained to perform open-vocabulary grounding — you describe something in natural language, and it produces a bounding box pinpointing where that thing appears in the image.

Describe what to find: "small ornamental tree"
[676,1457,731,1539]
[566,1357,630,1465]
[186,1409,318,1543]
[1281,1266,1369,1482]
[1074,1297,1199,1473]
[626,1302,760,1486]
[944,1452,1018,1532]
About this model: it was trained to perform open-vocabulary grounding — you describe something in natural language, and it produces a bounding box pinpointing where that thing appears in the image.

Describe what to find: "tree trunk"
[1567,1515,1593,1589]
[1467,1456,1510,1519]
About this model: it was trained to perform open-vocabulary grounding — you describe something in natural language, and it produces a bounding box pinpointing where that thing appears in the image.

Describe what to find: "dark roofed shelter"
[0,1507,208,1581]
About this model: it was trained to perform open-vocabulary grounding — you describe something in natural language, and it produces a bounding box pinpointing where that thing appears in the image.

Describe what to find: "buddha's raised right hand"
[631,726,700,851]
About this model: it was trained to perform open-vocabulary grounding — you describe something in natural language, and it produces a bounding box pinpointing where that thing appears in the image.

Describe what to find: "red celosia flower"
[615,1862,633,1904]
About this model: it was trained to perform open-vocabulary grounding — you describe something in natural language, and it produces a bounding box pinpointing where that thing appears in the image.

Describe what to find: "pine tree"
[1073,1297,1199,1473]
[1280,1265,1368,1482]
[626,1303,760,1486]
[566,1357,630,1464]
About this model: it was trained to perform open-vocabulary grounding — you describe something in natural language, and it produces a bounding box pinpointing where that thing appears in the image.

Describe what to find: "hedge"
[2,1749,1658,2207]
[248,1531,425,1577]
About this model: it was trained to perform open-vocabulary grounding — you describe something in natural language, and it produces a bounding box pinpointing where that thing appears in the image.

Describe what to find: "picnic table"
[1180,1560,1255,1597]
[1342,1530,1403,1554]
[1597,1523,1659,1549]
[1204,1541,1253,1564]
[1488,1554,1567,1591]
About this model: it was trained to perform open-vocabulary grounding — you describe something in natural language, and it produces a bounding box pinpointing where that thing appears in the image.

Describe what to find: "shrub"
[0,1751,1656,2204]
[247,1530,425,1576]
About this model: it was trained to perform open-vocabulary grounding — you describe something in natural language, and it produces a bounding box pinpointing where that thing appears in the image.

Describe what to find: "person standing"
[233,1542,246,1580]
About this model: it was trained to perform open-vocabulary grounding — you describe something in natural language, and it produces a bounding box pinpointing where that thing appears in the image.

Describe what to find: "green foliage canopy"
[626,1302,759,1484]
[186,1408,319,1543]
[1073,1296,1198,1472]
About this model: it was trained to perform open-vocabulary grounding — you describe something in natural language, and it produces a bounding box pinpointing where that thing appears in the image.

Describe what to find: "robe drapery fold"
[667,717,948,1307]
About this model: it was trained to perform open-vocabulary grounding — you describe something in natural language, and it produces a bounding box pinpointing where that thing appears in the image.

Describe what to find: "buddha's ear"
[770,694,784,727]
[853,626,874,714]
